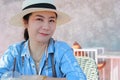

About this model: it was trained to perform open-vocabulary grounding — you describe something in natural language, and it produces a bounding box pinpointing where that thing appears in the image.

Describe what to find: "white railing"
[73,48,98,64]
[98,52,120,80]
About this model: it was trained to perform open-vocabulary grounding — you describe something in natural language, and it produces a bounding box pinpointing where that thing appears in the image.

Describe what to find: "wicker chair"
[76,57,99,80]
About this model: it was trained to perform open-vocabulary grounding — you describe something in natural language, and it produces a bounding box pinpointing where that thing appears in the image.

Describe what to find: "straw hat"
[10,0,71,27]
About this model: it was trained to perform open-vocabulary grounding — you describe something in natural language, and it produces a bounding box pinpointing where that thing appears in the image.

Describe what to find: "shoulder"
[49,38,71,50]
[52,39,73,58]
[3,41,27,56]
[8,41,26,50]
[52,39,72,52]
[55,40,70,48]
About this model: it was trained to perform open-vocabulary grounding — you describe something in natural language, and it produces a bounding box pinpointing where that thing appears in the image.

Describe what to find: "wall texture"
[0,0,120,53]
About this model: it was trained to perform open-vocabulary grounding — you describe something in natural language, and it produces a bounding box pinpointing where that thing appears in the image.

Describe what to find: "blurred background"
[0,0,120,53]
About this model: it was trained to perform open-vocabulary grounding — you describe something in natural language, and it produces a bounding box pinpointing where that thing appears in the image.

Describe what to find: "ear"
[23,19,28,28]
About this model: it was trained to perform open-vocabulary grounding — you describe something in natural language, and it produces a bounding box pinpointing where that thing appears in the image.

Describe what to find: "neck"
[29,40,49,55]
[28,40,49,72]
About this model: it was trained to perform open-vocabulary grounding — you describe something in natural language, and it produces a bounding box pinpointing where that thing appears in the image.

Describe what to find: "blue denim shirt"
[0,38,86,80]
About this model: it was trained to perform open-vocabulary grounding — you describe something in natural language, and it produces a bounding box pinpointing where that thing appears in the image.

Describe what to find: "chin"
[36,38,50,43]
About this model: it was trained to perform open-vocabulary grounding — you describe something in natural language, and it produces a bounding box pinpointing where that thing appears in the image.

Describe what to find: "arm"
[0,46,15,78]
[60,48,87,80]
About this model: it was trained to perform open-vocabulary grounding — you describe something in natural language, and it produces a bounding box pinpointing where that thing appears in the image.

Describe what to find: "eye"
[36,18,43,21]
[49,19,56,23]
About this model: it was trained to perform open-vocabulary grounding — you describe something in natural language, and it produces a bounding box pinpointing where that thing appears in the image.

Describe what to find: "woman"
[0,0,86,80]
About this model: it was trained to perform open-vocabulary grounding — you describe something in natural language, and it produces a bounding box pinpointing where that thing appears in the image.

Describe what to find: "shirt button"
[32,65,35,68]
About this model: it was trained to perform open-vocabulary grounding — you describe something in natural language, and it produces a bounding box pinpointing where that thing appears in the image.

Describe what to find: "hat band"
[23,3,56,10]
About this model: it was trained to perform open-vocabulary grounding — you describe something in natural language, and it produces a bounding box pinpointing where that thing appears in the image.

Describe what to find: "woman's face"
[24,11,57,43]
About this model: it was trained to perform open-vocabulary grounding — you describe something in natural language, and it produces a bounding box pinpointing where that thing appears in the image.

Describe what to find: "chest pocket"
[42,65,53,77]
[41,53,56,77]
[41,55,53,77]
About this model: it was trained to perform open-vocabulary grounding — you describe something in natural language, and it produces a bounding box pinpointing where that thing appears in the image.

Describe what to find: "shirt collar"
[47,38,55,54]
[21,40,31,58]
[21,38,55,58]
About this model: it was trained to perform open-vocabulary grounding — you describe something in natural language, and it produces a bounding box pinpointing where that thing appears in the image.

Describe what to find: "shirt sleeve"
[60,48,87,80]
[0,46,15,78]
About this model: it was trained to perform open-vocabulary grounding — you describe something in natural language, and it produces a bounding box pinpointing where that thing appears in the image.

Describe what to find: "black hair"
[24,28,29,41]
[23,13,32,41]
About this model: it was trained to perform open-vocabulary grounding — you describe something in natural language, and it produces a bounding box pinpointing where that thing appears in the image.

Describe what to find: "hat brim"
[9,8,71,27]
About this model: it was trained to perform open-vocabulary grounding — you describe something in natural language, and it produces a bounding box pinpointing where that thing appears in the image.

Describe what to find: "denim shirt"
[0,38,86,80]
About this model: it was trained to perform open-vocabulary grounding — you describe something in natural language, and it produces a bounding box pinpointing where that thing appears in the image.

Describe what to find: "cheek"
[28,21,40,31]
[51,27,56,35]
[27,24,37,35]
[51,25,56,31]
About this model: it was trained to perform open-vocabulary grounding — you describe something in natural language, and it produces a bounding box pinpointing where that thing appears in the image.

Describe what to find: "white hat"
[10,0,71,27]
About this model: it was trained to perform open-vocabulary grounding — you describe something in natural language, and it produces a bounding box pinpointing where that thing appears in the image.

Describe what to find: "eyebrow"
[36,15,57,19]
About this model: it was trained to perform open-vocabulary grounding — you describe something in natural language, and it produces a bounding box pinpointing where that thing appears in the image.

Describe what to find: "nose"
[42,21,50,30]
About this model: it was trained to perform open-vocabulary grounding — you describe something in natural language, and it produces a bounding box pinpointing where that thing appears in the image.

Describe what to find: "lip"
[40,33,49,36]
